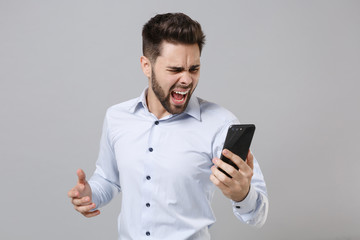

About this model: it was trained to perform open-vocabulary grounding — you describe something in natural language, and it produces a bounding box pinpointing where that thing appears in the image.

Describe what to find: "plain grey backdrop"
[1,0,359,239]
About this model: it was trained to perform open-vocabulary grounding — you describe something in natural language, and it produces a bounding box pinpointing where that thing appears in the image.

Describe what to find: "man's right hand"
[67,169,100,218]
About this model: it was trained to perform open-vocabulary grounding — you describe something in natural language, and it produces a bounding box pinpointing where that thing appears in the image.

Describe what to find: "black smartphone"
[219,124,256,178]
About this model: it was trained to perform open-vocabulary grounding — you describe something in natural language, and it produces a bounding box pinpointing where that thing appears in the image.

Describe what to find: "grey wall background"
[1,0,359,239]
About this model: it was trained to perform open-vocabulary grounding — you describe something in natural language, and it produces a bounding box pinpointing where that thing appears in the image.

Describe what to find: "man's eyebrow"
[166,65,200,71]
[189,64,200,70]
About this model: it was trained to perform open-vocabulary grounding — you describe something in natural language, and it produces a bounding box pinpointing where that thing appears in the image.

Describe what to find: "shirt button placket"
[144,120,160,236]
[142,120,158,238]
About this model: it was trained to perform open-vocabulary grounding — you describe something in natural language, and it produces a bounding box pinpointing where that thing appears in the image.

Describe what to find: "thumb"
[77,169,87,184]
[246,150,254,170]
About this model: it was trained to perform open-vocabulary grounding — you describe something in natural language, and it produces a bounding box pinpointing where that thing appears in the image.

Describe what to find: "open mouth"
[171,89,189,105]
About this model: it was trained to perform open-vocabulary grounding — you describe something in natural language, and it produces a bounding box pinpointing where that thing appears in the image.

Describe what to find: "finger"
[72,196,91,206]
[75,202,96,213]
[212,158,238,179]
[83,210,101,218]
[211,165,233,187]
[222,149,248,171]
[77,169,86,184]
[68,189,79,198]
[246,150,254,170]
[209,172,229,191]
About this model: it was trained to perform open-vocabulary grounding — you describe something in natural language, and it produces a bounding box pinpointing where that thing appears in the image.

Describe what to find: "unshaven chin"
[151,71,196,115]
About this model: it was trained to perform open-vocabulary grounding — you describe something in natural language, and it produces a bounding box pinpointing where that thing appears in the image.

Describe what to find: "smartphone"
[219,124,256,178]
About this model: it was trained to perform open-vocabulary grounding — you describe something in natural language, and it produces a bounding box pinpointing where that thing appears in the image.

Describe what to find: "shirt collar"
[129,88,148,113]
[129,88,201,121]
[183,93,201,121]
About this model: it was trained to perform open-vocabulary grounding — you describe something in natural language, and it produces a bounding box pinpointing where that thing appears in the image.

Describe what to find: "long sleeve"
[231,156,269,227]
[88,112,121,209]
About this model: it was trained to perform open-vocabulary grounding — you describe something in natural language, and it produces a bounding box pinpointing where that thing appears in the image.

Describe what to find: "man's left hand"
[210,149,254,202]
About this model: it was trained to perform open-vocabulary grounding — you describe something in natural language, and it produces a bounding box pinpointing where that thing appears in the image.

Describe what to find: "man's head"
[142,13,205,63]
[141,13,205,118]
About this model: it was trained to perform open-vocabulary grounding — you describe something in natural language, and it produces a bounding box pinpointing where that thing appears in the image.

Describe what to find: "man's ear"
[140,56,152,79]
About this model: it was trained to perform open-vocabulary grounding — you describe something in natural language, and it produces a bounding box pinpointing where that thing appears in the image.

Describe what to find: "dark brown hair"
[142,13,206,62]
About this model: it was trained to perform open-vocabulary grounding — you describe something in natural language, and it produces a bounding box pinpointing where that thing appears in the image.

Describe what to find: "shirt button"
[155,121,159,125]
[146,175,151,180]
[146,203,150,207]
[146,231,150,236]
[149,147,153,152]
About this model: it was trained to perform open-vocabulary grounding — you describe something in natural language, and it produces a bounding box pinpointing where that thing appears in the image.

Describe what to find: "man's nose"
[179,72,192,86]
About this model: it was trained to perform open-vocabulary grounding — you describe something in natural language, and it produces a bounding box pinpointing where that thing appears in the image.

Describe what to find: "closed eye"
[167,67,184,73]
[189,67,200,73]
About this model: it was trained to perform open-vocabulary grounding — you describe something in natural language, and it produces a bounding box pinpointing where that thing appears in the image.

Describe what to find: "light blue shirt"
[89,88,268,240]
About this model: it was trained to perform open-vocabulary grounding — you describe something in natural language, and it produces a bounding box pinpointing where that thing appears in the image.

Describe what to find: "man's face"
[148,42,201,115]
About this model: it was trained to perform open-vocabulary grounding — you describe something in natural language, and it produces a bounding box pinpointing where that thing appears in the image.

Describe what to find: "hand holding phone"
[219,124,255,178]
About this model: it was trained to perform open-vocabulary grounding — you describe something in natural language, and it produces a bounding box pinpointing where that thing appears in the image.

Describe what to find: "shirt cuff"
[88,173,119,210]
[88,180,101,210]
[231,184,258,214]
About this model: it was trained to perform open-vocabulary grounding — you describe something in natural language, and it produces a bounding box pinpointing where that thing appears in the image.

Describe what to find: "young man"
[68,13,268,239]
